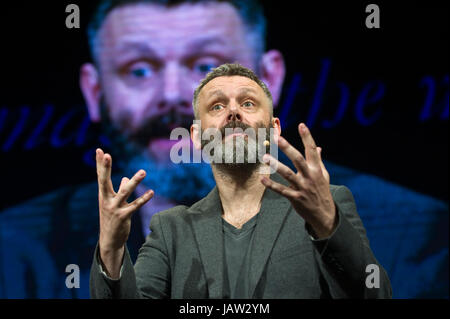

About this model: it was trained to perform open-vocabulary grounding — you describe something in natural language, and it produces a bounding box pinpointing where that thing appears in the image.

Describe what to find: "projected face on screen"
[80,1,284,200]
[95,3,258,156]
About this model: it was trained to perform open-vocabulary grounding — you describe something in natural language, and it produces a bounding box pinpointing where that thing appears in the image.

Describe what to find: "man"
[0,0,284,298]
[0,0,446,299]
[90,63,392,298]
[80,0,285,238]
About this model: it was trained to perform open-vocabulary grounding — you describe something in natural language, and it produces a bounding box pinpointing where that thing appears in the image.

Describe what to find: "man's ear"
[190,121,202,150]
[80,63,102,122]
[271,117,282,140]
[259,49,285,107]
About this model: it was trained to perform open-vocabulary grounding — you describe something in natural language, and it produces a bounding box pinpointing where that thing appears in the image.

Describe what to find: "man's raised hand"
[96,148,154,276]
[260,123,337,239]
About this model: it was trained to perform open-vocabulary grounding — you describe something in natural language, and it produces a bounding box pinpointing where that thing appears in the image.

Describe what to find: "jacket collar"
[188,172,292,298]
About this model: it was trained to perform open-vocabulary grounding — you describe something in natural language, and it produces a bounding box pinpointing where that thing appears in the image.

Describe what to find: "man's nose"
[226,102,242,122]
[158,63,191,114]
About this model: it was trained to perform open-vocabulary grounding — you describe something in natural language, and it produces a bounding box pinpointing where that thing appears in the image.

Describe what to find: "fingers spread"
[263,154,302,189]
[96,148,103,177]
[317,147,330,182]
[298,123,320,166]
[124,189,154,217]
[96,149,115,198]
[120,177,129,189]
[115,170,147,205]
[261,176,300,199]
[276,135,309,176]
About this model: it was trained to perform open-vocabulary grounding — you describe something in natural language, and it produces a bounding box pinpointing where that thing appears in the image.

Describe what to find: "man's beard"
[200,120,273,174]
[127,108,194,149]
[99,102,216,205]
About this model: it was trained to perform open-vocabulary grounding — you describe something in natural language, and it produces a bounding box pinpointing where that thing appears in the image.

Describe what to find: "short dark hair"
[87,0,267,65]
[192,63,273,118]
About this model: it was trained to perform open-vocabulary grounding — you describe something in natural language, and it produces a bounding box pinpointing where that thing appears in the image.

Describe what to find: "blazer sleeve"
[312,185,393,298]
[89,213,171,299]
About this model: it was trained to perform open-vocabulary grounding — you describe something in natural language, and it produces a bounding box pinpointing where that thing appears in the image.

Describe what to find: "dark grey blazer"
[90,173,392,299]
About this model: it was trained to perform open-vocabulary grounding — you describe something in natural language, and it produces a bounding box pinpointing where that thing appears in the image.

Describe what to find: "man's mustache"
[219,120,253,138]
[201,120,271,146]
[130,109,193,146]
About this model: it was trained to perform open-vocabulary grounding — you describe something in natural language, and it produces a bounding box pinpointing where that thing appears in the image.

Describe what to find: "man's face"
[198,75,272,132]
[195,75,276,165]
[97,3,256,161]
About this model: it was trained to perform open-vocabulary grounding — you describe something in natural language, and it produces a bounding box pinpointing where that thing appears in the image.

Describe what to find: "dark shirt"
[222,213,259,299]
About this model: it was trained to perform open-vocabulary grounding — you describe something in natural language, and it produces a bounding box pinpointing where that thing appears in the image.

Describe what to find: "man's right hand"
[96,148,154,278]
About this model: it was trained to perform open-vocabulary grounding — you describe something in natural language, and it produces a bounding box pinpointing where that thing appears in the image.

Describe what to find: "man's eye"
[212,104,224,111]
[243,101,254,107]
[194,62,217,74]
[130,66,153,78]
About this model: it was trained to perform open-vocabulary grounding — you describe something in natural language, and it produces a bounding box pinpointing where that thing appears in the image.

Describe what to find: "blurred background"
[0,0,448,298]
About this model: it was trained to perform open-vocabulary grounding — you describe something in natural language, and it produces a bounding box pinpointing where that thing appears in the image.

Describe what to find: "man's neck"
[212,164,268,229]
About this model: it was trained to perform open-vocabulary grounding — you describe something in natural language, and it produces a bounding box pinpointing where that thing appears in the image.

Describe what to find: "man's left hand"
[261,123,337,239]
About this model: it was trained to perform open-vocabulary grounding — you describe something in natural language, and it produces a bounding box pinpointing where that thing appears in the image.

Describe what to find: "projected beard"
[200,120,273,175]
[99,99,216,205]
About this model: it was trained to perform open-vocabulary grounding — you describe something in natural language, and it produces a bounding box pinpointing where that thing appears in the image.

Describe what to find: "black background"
[0,0,448,209]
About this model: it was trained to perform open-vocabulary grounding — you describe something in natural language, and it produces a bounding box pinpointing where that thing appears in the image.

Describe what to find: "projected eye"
[130,65,153,78]
[192,58,219,74]
[195,63,216,73]
[243,101,254,108]
[124,60,157,80]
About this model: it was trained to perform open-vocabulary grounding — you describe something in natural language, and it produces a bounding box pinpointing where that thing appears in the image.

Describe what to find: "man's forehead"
[201,76,264,98]
[99,2,246,50]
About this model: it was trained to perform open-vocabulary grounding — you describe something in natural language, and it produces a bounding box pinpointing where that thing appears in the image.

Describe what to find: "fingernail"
[300,123,306,133]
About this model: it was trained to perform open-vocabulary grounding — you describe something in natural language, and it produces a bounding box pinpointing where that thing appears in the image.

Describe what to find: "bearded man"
[90,63,391,299]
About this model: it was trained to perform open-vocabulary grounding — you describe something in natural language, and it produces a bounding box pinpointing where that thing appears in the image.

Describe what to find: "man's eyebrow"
[206,90,229,101]
[113,41,160,59]
[235,88,261,101]
[237,87,258,95]
[206,88,260,101]
[185,37,228,54]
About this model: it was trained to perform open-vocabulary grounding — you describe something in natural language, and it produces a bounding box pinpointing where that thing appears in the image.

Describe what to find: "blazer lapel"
[248,173,292,297]
[189,187,224,298]
[188,173,292,299]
